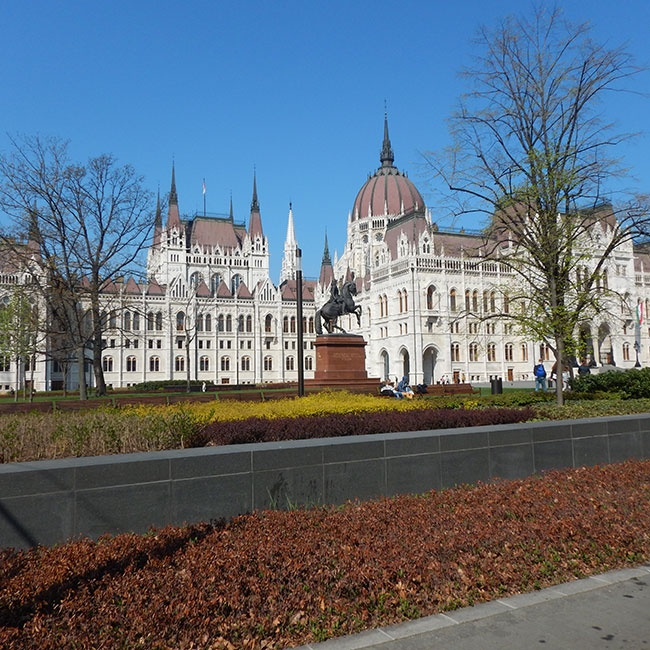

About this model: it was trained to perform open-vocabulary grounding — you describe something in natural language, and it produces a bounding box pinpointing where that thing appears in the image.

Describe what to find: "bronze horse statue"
[315,280,362,334]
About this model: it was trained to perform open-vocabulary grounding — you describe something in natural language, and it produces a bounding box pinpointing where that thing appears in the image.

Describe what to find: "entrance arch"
[379,349,390,380]
[422,346,438,384]
[399,347,410,380]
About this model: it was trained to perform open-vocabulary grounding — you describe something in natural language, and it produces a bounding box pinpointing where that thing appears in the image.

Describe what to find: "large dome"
[351,117,425,221]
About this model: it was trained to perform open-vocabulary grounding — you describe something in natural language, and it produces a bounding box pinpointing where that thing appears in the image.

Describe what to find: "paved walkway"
[294,565,650,650]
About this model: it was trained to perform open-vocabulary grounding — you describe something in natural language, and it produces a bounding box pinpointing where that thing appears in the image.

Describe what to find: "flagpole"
[203,178,206,217]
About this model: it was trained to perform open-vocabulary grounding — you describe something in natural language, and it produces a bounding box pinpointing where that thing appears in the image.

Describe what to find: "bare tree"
[426,7,649,404]
[0,136,153,397]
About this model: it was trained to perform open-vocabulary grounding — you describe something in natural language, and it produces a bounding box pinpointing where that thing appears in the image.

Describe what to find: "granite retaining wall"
[1,414,649,549]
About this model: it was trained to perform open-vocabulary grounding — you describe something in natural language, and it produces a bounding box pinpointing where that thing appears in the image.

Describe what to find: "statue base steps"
[307,335,381,393]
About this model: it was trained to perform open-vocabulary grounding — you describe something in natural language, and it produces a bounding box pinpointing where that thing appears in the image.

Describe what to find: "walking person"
[534,359,547,391]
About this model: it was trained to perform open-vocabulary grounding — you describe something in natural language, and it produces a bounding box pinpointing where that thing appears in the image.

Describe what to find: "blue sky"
[1,0,648,280]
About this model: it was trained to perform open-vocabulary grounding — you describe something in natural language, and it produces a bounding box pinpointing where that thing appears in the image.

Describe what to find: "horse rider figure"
[315,277,362,334]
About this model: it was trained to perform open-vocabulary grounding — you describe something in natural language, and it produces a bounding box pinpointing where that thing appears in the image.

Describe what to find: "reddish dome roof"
[352,116,425,221]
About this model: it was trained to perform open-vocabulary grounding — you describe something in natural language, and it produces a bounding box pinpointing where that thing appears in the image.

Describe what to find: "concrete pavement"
[294,565,650,650]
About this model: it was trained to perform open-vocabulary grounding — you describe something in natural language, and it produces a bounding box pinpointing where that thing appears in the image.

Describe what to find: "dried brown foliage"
[1,460,649,649]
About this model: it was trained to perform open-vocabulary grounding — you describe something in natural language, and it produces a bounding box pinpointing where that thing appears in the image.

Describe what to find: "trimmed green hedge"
[570,367,650,399]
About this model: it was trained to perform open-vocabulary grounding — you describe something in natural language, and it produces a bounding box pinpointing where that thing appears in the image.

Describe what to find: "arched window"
[286,356,295,371]
[465,290,470,311]
[231,274,243,295]
[176,312,185,331]
[200,356,210,371]
[379,296,384,317]
[124,311,131,331]
[290,316,296,333]
[487,343,496,362]
[521,343,529,362]
[109,311,117,329]
[383,294,389,316]
[238,315,244,332]
[308,317,314,333]
[218,314,224,332]
[149,356,160,372]
[403,289,408,312]
[505,343,514,361]
[264,356,273,371]
[398,290,403,313]
[190,271,202,288]
[103,356,113,372]
[472,290,479,312]
[147,312,154,330]
[175,356,185,372]
[283,316,289,333]
[133,312,140,330]
[451,342,460,362]
[205,314,212,331]
[302,316,307,332]
[490,292,496,313]
[305,356,313,370]
[265,314,273,333]
[156,312,163,330]
[450,289,457,312]
[221,356,230,371]
[427,286,435,310]
[226,315,232,332]
[539,343,550,361]
[211,273,222,295]
[503,294,510,314]
[126,356,137,372]
[469,342,479,362]
[246,315,252,333]
[483,291,489,313]
[623,342,630,361]
[241,356,250,371]
[197,314,204,331]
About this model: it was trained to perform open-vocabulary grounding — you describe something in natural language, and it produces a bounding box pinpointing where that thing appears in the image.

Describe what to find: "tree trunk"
[29,356,35,403]
[62,362,68,398]
[555,337,565,407]
[91,301,107,396]
[185,339,191,393]
[77,346,87,401]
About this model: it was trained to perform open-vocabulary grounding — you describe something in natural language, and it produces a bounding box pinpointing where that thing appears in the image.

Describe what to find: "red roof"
[216,281,232,298]
[237,282,252,299]
[195,280,211,297]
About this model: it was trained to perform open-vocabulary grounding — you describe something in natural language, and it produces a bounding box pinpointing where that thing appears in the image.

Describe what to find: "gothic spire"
[380,111,395,168]
[321,232,331,266]
[27,202,42,252]
[166,162,181,230]
[154,191,162,228]
[169,161,178,205]
[229,193,234,222]
[248,171,263,239]
[251,170,260,213]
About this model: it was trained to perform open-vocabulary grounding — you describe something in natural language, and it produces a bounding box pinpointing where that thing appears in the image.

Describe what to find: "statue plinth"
[306,334,380,393]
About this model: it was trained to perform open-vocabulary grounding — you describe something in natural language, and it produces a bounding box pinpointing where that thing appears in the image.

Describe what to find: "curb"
[293,564,650,649]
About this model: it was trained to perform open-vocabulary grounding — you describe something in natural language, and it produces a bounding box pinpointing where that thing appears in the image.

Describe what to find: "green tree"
[427,7,649,404]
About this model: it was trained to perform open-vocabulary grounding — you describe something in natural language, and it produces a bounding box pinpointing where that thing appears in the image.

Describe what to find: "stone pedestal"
[305,334,380,393]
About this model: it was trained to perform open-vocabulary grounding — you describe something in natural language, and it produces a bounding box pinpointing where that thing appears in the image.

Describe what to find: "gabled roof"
[147,279,166,296]
[280,279,315,302]
[124,277,141,295]
[195,280,211,297]
[190,218,245,250]
[216,281,232,298]
[237,282,253,299]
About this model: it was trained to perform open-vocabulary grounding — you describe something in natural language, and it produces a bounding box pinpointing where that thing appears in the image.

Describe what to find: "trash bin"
[490,377,503,395]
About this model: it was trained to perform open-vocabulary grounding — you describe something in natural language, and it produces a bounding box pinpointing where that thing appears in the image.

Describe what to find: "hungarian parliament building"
[2,118,649,392]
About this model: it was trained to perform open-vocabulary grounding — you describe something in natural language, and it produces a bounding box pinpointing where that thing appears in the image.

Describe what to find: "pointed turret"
[166,162,181,230]
[248,171,264,239]
[380,112,395,168]
[229,193,234,222]
[280,202,298,284]
[319,232,333,289]
[152,191,162,248]
[27,203,41,252]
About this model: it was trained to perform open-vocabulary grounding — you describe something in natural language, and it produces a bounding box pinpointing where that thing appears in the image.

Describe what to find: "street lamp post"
[296,248,305,397]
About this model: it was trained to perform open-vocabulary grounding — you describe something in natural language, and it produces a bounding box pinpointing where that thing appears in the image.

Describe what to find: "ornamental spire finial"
[380,110,395,168]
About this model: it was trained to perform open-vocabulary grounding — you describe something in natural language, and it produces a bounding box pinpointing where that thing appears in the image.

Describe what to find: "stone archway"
[379,349,390,380]
[400,348,410,380]
[422,346,438,385]
[598,323,614,365]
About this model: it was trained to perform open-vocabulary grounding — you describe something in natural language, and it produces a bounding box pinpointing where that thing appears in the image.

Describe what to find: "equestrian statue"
[315,279,362,335]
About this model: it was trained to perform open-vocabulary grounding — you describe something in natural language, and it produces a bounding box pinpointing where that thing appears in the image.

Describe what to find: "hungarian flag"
[637,301,644,325]
[202,179,206,195]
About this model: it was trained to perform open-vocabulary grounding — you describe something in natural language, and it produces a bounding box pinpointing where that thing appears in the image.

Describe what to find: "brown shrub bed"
[1,460,649,649]
[190,406,535,447]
